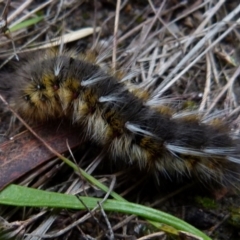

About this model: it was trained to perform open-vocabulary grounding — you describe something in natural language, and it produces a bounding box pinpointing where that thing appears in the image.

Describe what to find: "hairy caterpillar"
[1,47,240,187]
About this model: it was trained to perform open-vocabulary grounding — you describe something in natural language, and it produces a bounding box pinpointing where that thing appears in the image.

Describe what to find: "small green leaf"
[9,16,44,32]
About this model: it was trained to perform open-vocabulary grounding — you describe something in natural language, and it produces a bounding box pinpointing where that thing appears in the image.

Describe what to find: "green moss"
[195,196,217,209]
[229,208,240,228]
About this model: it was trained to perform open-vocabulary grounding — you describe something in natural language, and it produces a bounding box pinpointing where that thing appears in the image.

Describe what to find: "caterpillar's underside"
[1,49,240,187]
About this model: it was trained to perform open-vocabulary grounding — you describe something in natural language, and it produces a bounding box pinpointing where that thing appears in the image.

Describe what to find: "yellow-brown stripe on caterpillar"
[1,48,240,187]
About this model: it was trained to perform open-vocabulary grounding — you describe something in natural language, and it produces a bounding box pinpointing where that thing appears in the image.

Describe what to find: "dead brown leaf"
[0,123,80,190]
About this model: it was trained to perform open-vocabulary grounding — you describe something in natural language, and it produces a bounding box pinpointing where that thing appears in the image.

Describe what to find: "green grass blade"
[0,184,211,240]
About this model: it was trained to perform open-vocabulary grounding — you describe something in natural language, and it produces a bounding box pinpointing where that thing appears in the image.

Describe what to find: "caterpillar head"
[8,51,80,122]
